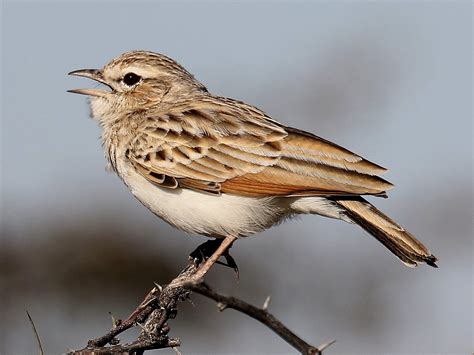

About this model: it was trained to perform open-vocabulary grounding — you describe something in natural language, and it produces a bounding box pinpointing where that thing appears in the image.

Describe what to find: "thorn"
[318,339,336,353]
[187,297,195,307]
[109,312,117,328]
[262,296,271,311]
[172,346,182,355]
[153,282,163,292]
[140,295,158,309]
[216,302,227,312]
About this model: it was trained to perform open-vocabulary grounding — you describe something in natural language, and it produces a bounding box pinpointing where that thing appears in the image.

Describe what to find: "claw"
[223,252,239,279]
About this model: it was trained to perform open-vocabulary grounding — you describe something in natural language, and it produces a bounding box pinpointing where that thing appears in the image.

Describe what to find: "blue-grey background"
[1,1,472,354]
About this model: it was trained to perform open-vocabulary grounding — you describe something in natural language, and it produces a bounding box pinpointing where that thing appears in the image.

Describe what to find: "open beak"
[67,69,112,97]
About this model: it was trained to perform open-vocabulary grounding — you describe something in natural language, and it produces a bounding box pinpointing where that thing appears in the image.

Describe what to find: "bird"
[68,50,437,270]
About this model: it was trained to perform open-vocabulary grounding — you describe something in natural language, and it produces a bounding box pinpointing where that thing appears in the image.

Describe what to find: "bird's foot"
[189,238,239,279]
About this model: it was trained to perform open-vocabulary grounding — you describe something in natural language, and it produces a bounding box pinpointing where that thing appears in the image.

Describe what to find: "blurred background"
[1,1,472,354]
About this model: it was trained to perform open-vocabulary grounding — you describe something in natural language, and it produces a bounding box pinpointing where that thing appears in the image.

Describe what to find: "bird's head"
[68,50,207,121]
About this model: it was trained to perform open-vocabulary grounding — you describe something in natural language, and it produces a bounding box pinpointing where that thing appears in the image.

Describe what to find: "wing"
[128,99,286,194]
[128,98,393,197]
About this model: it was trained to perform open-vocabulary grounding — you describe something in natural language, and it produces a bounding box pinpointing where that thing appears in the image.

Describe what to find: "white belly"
[115,156,350,238]
[116,159,290,237]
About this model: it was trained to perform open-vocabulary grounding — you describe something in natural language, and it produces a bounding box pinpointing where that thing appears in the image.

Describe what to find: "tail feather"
[336,198,438,268]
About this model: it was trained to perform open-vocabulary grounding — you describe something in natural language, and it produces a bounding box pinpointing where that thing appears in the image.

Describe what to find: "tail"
[336,198,438,268]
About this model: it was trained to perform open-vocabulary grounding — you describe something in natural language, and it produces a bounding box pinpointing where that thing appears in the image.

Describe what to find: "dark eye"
[122,72,141,86]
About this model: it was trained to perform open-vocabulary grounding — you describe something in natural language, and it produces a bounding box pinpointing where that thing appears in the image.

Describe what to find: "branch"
[187,282,333,355]
[71,338,180,354]
[69,260,198,354]
[68,252,333,354]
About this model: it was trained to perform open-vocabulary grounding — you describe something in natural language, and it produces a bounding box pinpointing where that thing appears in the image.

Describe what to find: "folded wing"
[128,98,393,197]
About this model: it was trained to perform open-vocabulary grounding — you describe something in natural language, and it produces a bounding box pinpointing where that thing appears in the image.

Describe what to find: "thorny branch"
[68,256,333,354]
[187,282,335,355]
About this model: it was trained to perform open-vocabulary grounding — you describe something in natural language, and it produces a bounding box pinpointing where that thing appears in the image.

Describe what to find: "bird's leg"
[188,235,238,282]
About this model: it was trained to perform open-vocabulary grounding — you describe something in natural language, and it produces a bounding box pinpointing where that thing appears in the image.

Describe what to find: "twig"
[69,260,198,354]
[26,310,44,355]
[71,338,180,354]
[68,241,333,354]
[186,282,332,355]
